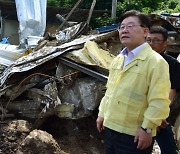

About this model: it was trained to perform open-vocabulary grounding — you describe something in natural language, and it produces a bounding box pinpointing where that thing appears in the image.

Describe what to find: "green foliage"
[174,4,180,12]
[156,0,180,13]
[63,0,74,8]
[47,0,59,6]
[141,7,153,14]
[93,13,113,28]
[47,0,113,10]
[47,0,75,8]
[116,0,163,15]
[1,0,179,30]
[117,1,142,15]
[168,0,178,9]
[46,0,180,28]
[166,0,180,12]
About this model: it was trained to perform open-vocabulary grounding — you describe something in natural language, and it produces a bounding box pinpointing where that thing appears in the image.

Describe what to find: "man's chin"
[121,41,129,46]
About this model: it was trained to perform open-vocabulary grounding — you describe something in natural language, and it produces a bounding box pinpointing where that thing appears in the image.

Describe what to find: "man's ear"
[144,28,149,38]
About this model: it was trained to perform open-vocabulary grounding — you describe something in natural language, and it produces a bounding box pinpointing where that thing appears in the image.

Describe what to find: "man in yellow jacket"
[96,10,170,154]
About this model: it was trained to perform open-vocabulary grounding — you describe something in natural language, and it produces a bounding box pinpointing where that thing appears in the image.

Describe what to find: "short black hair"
[119,10,151,29]
[149,26,168,41]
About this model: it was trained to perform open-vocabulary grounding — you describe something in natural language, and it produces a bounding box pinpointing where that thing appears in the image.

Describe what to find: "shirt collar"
[121,42,146,57]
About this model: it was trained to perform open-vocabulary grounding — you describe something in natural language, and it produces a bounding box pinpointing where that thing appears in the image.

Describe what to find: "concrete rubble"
[0,1,180,152]
[0,30,118,123]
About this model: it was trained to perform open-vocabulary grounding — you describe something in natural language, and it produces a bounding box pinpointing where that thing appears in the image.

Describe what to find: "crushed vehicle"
[0,0,180,151]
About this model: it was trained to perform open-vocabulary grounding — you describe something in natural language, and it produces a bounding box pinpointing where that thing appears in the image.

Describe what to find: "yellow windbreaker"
[98,43,170,136]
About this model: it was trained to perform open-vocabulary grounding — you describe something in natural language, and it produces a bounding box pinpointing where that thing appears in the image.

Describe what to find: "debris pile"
[0,1,180,152]
[0,25,121,124]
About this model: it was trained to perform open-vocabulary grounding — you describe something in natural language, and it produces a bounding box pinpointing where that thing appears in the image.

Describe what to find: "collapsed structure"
[0,0,119,124]
[0,0,180,151]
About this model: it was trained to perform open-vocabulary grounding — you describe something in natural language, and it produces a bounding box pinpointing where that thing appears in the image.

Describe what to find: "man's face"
[146,33,167,53]
[118,16,149,51]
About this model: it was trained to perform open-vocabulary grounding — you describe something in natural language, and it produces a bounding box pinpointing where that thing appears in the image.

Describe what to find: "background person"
[96,10,170,154]
[147,25,180,154]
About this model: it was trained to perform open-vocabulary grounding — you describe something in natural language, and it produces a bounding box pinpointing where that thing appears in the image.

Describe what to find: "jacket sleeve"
[98,94,107,118]
[98,56,120,118]
[98,66,113,118]
[141,58,171,131]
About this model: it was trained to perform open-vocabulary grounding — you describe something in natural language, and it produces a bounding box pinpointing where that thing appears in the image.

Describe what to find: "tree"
[116,0,164,15]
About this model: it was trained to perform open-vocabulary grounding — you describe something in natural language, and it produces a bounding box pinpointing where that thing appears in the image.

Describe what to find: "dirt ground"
[0,114,163,154]
[0,111,105,154]
[41,115,105,154]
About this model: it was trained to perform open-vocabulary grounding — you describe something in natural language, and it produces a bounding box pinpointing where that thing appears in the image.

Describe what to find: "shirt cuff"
[98,110,104,118]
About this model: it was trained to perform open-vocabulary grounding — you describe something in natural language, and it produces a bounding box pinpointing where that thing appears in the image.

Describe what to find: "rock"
[17,129,66,154]
[0,120,32,154]
[10,120,32,133]
[56,76,104,119]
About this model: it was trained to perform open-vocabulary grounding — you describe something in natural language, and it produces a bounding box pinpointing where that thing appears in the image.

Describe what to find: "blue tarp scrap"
[0,38,9,44]
[95,24,119,34]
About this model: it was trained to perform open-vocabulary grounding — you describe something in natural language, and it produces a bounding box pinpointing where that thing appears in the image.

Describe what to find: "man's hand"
[134,128,152,150]
[157,119,169,132]
[160,119,169,129]
[96,117,104,133]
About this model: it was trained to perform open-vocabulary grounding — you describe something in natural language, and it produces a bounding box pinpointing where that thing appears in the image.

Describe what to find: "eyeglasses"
[146,39,164,44]
[118,24,143,31]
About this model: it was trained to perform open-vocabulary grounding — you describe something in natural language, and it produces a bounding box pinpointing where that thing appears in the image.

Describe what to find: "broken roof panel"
[0,30,117,87]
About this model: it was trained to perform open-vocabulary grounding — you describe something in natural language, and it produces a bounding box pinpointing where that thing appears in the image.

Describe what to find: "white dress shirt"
[121,43,146,68]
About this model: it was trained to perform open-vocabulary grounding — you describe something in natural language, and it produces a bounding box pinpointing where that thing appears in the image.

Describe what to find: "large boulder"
[16,129,66,154]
